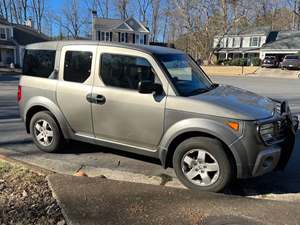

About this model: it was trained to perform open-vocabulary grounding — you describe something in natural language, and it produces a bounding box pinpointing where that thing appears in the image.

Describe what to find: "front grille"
[259,119,287,145]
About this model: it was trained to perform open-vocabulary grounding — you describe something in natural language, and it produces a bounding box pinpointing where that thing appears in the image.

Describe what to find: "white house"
[213,27,300,63]
[213,27,273,61]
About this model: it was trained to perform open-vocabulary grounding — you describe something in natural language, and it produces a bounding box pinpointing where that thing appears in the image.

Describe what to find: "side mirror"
[138,80,163,94]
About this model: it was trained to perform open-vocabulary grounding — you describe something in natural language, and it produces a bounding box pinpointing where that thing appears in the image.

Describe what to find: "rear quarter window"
[22,50,56,78]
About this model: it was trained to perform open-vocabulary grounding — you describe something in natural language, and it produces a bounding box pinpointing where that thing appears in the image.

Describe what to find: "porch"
[0,45,16,67]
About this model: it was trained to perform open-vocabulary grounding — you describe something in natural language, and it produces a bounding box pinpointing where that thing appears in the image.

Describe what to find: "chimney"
[92,10,97,18]
[25,18,33,28]
[92,10,97,40]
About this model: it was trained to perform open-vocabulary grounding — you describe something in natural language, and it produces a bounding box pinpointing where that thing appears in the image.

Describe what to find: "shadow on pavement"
[61,135,300,197]
[63,140,162,166]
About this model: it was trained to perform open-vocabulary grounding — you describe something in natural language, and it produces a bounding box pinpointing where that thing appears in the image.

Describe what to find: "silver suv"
[18,41,299,192]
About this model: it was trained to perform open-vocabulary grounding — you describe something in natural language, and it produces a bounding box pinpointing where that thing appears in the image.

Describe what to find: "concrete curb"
[47,176,72,225]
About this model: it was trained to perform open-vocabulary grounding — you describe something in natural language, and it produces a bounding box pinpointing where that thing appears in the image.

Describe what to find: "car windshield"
[156,53,214,96]
[285,55,299,60]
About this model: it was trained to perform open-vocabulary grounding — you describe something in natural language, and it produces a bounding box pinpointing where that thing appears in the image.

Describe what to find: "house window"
[0,28,6,39]
[135,34,140,44]
[250,37,260,47]
[232,38,235,48]
[100,32,111,42]
[135,34,145,45]
[225,38,229,48]
[121,33,128,42]
[240,37,243,48]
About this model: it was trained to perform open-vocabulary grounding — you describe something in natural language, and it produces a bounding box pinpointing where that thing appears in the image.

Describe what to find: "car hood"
[183,85,275,120]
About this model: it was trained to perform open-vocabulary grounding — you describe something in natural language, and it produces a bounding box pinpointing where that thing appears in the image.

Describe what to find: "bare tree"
[31,0,45,32]
[54,0,89,39]
[86,0,110,18]
[114,0,129,20]
[151,0,160,42]
[21,0,28,21]
[0,0,9,20]
[137,0,151,24]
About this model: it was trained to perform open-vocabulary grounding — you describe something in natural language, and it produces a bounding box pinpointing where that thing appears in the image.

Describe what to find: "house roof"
[216,26,272,37]
[94,17,150,33]
[13,24,49,45]
[0,18,11,26]
[0,17,49,46]
[262,31,300,50]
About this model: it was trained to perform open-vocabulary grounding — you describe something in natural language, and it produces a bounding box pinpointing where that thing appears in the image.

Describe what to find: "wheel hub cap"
[34,119,54,147]
[181,149,220,187]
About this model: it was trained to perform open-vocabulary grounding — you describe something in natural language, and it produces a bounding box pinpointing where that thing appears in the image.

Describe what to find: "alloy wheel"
[34,119,54,147]
[181,149,220,186]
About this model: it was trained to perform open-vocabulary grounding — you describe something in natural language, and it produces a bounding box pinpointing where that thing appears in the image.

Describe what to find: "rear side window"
[64,51,92,83]
[23,50,56,78]
[100,54,155,90]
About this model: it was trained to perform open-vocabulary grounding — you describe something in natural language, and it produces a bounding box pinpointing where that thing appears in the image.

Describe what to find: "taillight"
[17,85,22,102]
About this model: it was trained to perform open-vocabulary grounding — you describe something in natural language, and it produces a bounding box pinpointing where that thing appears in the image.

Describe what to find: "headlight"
[258,120,287,145]
[259,123,275,144]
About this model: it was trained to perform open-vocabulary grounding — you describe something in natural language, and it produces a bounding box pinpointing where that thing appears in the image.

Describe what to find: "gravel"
[0,160,65,225]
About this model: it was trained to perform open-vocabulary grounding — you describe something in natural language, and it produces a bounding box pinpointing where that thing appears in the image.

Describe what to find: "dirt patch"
[0,160,65,225]
[202,66,259,76]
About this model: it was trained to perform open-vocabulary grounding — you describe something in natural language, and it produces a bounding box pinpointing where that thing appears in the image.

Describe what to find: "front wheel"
[30,111,65,153]
[173,137,233,192]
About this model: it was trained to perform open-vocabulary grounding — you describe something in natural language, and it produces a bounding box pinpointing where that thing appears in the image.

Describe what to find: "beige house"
[92,12,150,45]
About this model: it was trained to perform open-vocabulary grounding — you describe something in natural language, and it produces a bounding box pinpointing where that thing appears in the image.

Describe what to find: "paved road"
[1,74,300,200]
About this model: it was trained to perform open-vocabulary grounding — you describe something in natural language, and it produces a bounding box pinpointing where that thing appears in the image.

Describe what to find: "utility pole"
[293,0,296,30]
[294,0,300,30]
[298,0,300,30]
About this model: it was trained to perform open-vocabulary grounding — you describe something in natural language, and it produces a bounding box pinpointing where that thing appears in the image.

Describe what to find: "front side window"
[156,53,213,96]
[100,54,156,90]
[23,50,56,78]
[64,51,92,83]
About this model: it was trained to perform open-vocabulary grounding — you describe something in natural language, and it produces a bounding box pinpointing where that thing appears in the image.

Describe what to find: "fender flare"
[158,118,245,175]
[24,96,72,139]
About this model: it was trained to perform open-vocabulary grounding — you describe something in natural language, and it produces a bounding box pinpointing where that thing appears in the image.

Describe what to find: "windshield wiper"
[186,88,211,96]
[186,83,219,96]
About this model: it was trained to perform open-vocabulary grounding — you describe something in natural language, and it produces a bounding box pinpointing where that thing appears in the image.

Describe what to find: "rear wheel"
[173,137,233,192]
[30,111,65,153]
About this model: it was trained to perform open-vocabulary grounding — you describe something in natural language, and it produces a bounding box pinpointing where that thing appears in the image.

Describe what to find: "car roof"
[25,40,184,55]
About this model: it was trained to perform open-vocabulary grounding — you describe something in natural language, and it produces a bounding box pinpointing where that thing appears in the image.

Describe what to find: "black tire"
[173,137,233,192]
[30,111,65,153]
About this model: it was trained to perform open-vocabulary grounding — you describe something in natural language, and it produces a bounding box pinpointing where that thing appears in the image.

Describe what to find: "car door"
[56,45,96,137]
[91,47,169,150]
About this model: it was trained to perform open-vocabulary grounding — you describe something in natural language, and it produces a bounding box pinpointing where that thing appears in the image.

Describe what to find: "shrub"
[251,57,261,66]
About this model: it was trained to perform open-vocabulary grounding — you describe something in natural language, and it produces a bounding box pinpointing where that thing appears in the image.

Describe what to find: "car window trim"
[99,52,163,92]
[63,50,93,83]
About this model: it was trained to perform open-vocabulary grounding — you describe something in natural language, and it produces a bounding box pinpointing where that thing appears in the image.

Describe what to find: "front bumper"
[252,102,299,176]
[252,146,281,177]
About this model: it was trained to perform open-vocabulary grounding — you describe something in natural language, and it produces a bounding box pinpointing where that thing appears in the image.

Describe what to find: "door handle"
[95,95,106,104]
[86,94,106,105]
